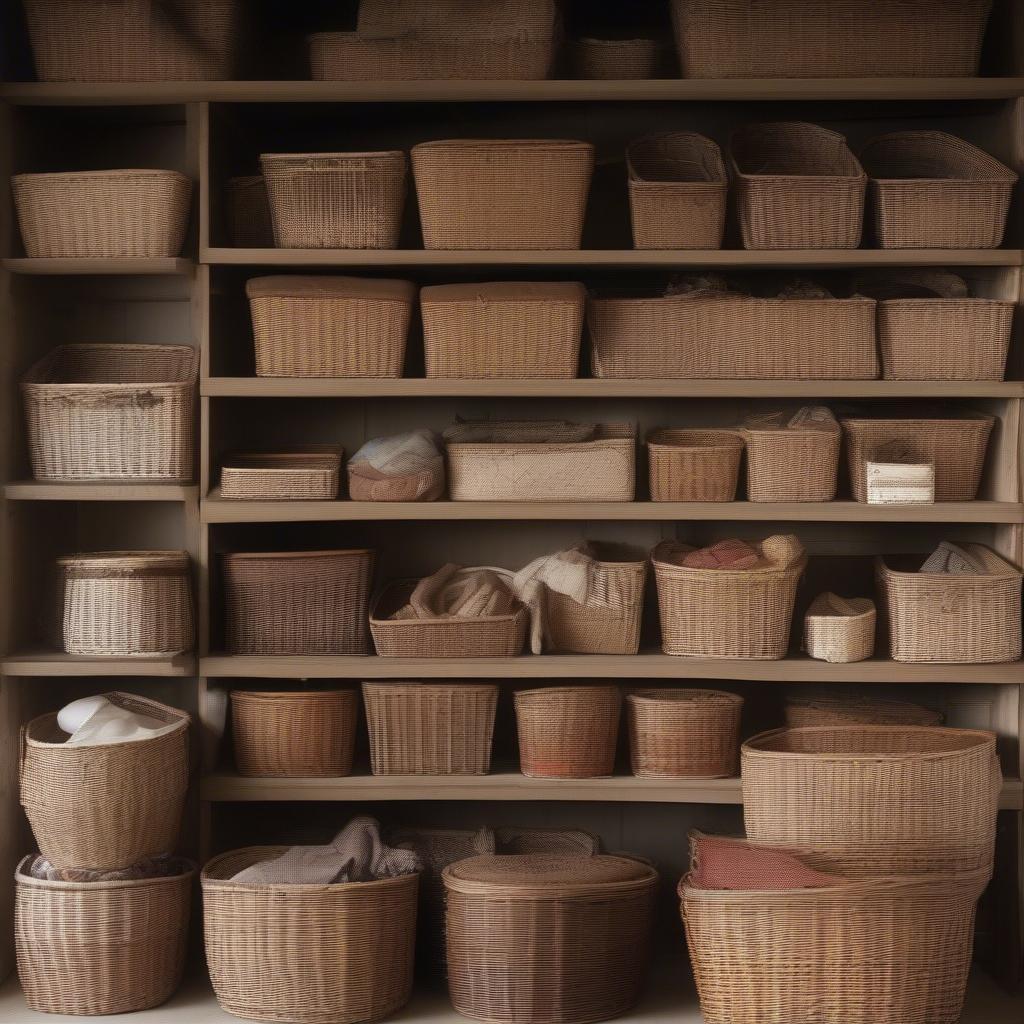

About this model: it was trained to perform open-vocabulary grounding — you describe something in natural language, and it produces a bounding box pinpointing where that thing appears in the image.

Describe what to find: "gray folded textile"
[920,542,988,575]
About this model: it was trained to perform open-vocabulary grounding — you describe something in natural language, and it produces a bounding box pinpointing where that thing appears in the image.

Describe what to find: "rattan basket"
[571,36,663,79]
[515,686,621,778]
[412,140,594,250]
[261,152,407,249]
[220,451,343,500]
[226,175,274,248]
[224,549,374,656]
[742,411,841,502]
[16,857,194,1016]
[627,133,727,249]
[22,343,197,483]
[784,695,943,728]
[203,848,419,1024]
[421,281,585,378]
[647,429,744,502]
[231,690,357,777]
[14,169,192,258]
[363,682,498,774]
[803,593,876,664]
[862,132,1017,249]
[347,457,444,503]
[728,123,866,250]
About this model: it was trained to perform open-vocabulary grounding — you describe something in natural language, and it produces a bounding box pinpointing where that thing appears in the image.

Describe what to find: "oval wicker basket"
[742,412,841,502]
[226,174,274,248]
[647,429,744,502]
[784,695,943,729]
[802,592,876,664]
[571,36,663,79]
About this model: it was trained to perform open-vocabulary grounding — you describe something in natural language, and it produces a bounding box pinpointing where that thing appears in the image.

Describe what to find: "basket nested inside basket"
[571,36,664,80]
[784,695,943,728]
[220,450,343,501]
[803,593,876,664]
[742,408,841,502]
[647,429,744,502]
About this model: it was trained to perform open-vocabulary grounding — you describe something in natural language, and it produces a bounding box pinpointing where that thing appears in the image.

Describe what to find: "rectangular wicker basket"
[220,451,343,500]
[572,36,663,80]
[647,429,744,502]
[742,411,841,502]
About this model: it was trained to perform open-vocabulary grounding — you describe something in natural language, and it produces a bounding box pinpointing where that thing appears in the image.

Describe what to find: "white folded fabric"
[58,695,180,747]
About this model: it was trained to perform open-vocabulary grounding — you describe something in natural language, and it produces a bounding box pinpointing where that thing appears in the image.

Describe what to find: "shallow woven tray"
[802,593,876,664]
[220,451,343,500]
[647,429,744,502]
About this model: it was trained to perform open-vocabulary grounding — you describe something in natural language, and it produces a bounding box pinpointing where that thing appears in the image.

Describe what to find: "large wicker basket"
[14,169,191,258]
[16,858,194,1016]
[647,429,744,502]
[203,848,419,1024]
[220,451,343,500]
[784,695,943,728]
[22,343,197,482]
[226,175,274,248]
[571,36,663,80]
[412,140,594,250]
[742,411,841,502]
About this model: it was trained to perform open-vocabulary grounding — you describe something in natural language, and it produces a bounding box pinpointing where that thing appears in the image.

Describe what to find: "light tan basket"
[421,281,585,378]
[728,123,866,250]
[784,695,943,728]
[742,411,841,502]
[627,133,727,249]
[803,593,876,664]
[571,36,663,79]
[220,451,343,500]
[14,169,191,258]
[412,140,594,250]
[16,858,194,1016]
[225,175,274,248]
[363,682,497,775]
[203,848,419,1024]
[347,459,444,503]
[647,429,744,502]
[261,152,407,249]
[231,690,357,777]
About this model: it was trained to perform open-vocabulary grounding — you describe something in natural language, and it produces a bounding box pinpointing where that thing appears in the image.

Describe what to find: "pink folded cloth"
[689,835,844,891]
[680,539,761,570]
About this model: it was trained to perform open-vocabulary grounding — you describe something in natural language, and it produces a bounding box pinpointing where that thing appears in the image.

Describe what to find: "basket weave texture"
[571,37,663,80]
[742,413,841,502]
[647,429,743,502]
[802,594,876,664]
[784,695,942,728]
[220,452,342,501]
[226,175,274,248]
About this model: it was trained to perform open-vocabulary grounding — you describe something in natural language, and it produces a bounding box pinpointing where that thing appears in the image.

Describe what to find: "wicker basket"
[14,169,191,259]
[841,415,993,502]
[261,152,407,250]
[861,132,1017,249]
[627,133,727,249]
[224,549,374,656]
[588,294,878,379]
[231,690,357,777]
[21,693,189,870]
[495,828,600,856]
[16,858,194,1016]
[203,848,419,1024]
[571,36,663,79]
[363,682,498,774]
[652,540,805,659]
[514,686,621,778]
[803,593,876,664]
[247,275,415,377]
[444,854,657,1024]
[412,140,594,250]
[647,429,744,502]
[22,343,197,483]
[784,695,943,728]
[421,281,585,379]
[56,550,193,656]
[728,123,866,250]
[347,458,444,503]
[226,175,274,248]
[627,689,743,778]
[371,581,528,658]
[876,546,1022,664]
[742,411,841,502]
[742,725,1001,876]
[220,451,343,500]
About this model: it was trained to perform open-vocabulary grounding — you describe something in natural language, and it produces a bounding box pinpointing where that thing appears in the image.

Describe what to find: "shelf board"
[2,651,195,677]
[1,257,193,276]
[5,481,198,502]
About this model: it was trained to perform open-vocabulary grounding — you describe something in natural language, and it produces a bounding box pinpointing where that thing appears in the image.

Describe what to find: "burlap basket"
[802,593,876,664]
[226,175,274,248]
[784,695,942,728]
[742,411,841,502]
[220,451,343,500]
[571,36,663,80]
[647,429,744,502]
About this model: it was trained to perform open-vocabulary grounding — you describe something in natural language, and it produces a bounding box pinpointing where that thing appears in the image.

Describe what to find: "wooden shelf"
[2,651,195,677]
[6,482,199,502]
[1,257,193,276]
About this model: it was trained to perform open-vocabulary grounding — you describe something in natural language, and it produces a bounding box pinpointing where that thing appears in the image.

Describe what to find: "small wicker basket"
[784,695,943,728]
[347,458,444,503]
[647,429,744,502]
[220,451,343,501]
[742,411,841,502]
[802,592,876,663]
[226,175,274,248]
[571,36,663,79]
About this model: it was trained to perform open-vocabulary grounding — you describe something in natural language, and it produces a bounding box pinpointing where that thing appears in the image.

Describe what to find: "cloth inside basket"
[744,406,838,433]
[57,695,180,747]
[349,428,442,479]
[28,853,191,884]
[920,541,990,575]
[660,535,805,572]
[688,835,844,891]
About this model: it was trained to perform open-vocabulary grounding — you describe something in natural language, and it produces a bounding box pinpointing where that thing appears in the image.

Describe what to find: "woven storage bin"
[421,281,585,379]
[647,429,743,502]
[412,140,594,250]
[371,581,528,658]
[220,451,343,501]
[627,133,727,250]
[363,682,498,774]
[14,169,191,258]
[224,549,374,656]
[261,152,407,250]
[22,343,196,483]
[876,546,1022,664]
[652,540,805,660]
[21,693,189,870]
[16,857,194,1016]
[515,686,621,778]
[226,175,274,248]
[571,37,663,80]
[348,458,444,503]
[803,593,876,664]
[743,413,841,502]
[588,294,878,379]
[231,690,357,777]
[247,276,415,377]
[742,725,1001,875]
[784,695,943,729]
[56,550,193,656]
[862,132,1017,249]
[729,123,866,250]
[444,854,657,1024]
[203,848,419,1024]
[841,415,993,502]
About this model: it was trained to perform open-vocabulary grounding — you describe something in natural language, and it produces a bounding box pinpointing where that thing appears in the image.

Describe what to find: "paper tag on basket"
[866,462,935,505]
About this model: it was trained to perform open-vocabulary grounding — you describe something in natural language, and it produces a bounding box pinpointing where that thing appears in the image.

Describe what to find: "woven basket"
[841,415,993,502]
[784,696,943,729]
[220,451,343,500]
[876,546,1022,664]
[743,413,841,502]
[742,725,1001,876]
[861,132,1017,249]
[803,593,876,664]
[647,429,743,502]
[226,175,274,248]
[231,690,357,777]
[56,550,193,656]
[444,854,657,1024]
[363,682,498,774]
[515,686,621,778]
[224,549,374,656]
[347,459,444,503]
[421,281,585,379]
[203,848,419,1024]
[627,133,727,249]
[571,36,663,79]
[261,152,407,249]
[22,343,196,483]
[14,169,191,258]
[728,123,866,250]
[652,540,805,659]
[21,693,189,870]
[16,858,194,1016]
[412,140,594,250]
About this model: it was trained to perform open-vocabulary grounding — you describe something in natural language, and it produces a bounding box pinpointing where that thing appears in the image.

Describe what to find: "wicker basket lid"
[246,275,416,303]
[444,854,655,893]
[421,281,586,304]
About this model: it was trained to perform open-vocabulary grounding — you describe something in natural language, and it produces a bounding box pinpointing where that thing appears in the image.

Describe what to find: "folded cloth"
[920,541,988,575]
[662,535,804,573]
[680,539,761,570]
[689,835,844,891]
[57,695,180,747]
[745,406,838,433]
[29,853,190,883]
[392,564,520,621]
[349,429,442,478]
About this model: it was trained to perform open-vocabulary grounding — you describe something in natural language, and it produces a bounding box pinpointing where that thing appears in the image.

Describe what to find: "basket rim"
[370,579,527,625]
[260,150,406,161]
[55,549,189,567]
[16,854,197,892]
[223,548,375,561]
[874,549,1020,580]
[860,130,1018,184]
[728,121,866,183]
[231,689,356,701]
[515,684,621,701]
[21,343,198,389]
[626,131,727,185]
[589,293,874,308]
[445,422,636,452]
[627,687,743,706]
[362,680,498,694]
[646,428,745,449]
[420,280,587,302]
[652,541,808,578]
[840,414,994,427]
[877,296,1013,308]
[412,138,594,153]
[13,168,190,184]
[805,593,876,620]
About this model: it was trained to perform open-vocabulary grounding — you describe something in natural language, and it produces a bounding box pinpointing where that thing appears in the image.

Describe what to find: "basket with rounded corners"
[571,36,663,80]
[220,451,343,501]
[647,429,744,502]
[742,415,841,502]
[226,175,274,248]
[802,593,876,664]
[784,695,943,728]
[347,459,444,502]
